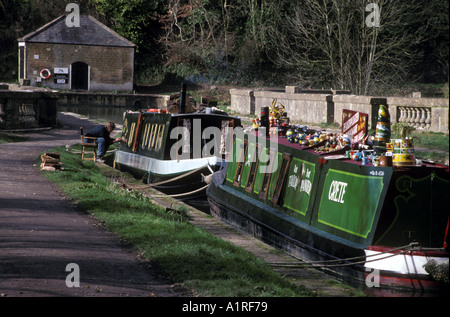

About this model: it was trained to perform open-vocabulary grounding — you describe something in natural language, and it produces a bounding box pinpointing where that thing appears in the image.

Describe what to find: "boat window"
[221,120,235,156]
[259,149,276,200]
[148,124,154,148]
[141,124,147,148]
[132,114,143,153]
[142,123,150,149]
[182,119,191,154]
[122,118,129,144]
[155,124,165,151]
[128,122,136,147]
[233,140,248,187]
[147,124,154,148]
[149,124,157,149]
[271,153,292,205]
[245,144,260,193]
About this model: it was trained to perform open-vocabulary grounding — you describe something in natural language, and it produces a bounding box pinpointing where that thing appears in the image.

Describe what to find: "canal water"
[58,105,128,125]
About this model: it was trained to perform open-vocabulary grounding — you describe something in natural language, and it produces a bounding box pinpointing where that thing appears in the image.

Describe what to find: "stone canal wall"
[231,87,449,133]
[0,84,58,129]
[56,91,170,109]
[0,83,170,130]
[2,83,448,134]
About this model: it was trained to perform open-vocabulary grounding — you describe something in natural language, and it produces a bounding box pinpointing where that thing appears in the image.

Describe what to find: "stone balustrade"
[0,83,170,130]
[0,84,58,130]
[387,96,448,133]
[397,106,431,129]
[230,86,449,133]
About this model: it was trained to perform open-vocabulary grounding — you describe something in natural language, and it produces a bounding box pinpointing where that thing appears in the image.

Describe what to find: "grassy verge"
[415,150,449,164]
[408,131,449,152]
[391,128,449,164]
[0,132,29,144]
[40,145,313,297]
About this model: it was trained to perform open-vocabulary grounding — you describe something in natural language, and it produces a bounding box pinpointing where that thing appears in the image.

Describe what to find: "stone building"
[17,15,135,92]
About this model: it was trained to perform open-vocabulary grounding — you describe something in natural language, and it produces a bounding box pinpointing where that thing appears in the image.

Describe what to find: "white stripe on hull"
[364,249,448,276]
[115,150,222,176]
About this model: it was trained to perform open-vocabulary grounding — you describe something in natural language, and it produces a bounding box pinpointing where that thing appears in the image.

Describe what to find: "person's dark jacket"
[86,126,114,145]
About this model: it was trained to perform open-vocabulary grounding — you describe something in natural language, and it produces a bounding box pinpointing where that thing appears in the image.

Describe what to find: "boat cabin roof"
[249,130,448,170]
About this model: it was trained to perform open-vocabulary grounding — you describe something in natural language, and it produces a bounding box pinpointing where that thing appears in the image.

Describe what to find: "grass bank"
[40,145,313,297]
[0,132,29,144]
[391,127,449,164]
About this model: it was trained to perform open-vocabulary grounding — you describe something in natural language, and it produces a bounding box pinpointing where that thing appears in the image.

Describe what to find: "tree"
[265,0,447,95]
[158,0,284,84]
[94,0,163,53]
[413,0,449,83]
[158,0,236,78]
[93,0,166,84]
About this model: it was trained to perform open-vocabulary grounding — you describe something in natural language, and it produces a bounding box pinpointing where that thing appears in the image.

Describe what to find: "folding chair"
[80,127,98,161]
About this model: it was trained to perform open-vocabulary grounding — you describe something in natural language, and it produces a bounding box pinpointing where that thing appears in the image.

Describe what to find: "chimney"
[179,83,187,114]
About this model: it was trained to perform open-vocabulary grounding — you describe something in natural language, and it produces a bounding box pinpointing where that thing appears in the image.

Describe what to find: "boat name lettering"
[288,174,299,189]
[300,168,312,195]
[288,165,312,196]
[328,180,347,204]
[300,178,312,195]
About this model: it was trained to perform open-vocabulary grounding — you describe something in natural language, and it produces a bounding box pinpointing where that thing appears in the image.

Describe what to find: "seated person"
[85,121,124,161]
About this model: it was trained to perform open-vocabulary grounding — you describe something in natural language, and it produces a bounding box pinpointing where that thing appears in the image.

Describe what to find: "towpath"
[0,113,190,297]
[0,113,357,297]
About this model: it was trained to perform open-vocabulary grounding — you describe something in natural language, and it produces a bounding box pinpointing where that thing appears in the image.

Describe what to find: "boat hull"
[207,183,449,296]
[207,186,367,286]
[115,149,222,199]
[115,110,240,200]
[206,131,449,296]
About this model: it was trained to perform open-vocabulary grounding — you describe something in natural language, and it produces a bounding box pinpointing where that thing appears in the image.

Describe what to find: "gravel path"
[0,113,191,297]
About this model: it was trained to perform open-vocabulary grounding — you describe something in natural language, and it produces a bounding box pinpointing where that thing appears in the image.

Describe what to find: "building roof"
[18,15,135,48]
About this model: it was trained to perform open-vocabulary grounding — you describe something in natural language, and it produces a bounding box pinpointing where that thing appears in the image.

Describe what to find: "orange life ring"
[40,68,51,80]
[147,109,167,113]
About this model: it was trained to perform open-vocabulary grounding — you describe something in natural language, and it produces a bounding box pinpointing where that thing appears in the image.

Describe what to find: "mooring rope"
[146,164,209,187]
[268,242,427,269]
[118,164,210,190]
[147,184,209,198]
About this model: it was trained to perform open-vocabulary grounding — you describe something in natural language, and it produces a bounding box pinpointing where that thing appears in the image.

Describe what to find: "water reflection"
[58,105,128,124]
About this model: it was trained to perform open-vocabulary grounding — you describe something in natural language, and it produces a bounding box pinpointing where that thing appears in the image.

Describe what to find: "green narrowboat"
[206,126,449,296]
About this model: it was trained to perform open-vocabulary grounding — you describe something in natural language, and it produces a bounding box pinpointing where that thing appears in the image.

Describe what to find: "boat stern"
[364,244,449,295]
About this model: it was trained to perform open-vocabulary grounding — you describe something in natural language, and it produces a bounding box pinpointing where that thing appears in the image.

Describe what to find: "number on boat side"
[370,171,384,176]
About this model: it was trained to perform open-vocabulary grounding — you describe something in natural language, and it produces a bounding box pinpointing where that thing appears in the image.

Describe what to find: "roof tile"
[18,15,135,48]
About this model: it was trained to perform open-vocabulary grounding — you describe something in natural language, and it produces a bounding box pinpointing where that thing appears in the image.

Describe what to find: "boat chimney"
[179,83,187,114]
[260,106,269,137]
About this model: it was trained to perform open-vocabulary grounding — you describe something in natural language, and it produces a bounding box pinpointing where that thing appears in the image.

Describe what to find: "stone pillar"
[230,89,255,115]
[0,89,58,130]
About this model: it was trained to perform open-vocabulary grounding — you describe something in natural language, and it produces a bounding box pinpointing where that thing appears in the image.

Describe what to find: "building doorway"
[71,61,89,90]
